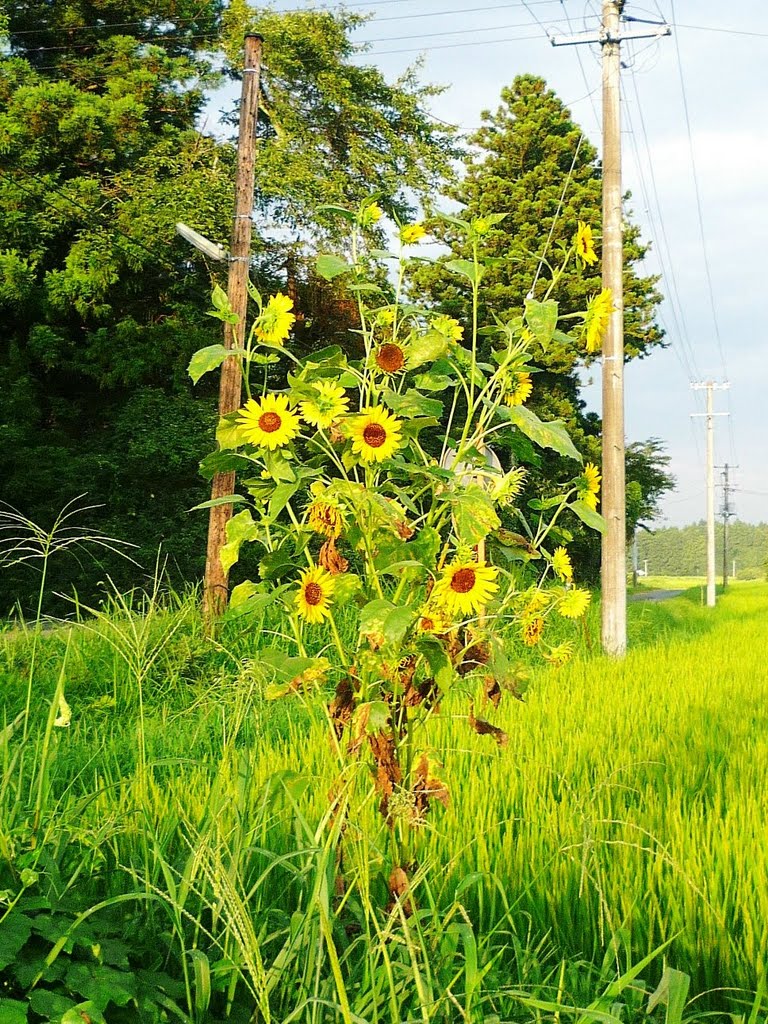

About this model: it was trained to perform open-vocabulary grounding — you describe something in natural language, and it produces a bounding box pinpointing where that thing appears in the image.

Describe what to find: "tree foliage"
[0,1,456,613]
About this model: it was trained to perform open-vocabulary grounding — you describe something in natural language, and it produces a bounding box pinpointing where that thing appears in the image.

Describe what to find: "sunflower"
[582,288,613,353]
[433,559,499,618]
[558,588,591,619]
[361,201,383,226]
[490,467,527,506]
[300,381,350,429]
[552,546,573,582]
[543,641,575,667]
[416,606,450,634]
[295,566,335,624]
[522,616,544,647]
[238,394,301,450]
[255,292,295,345]
[574,221,598,265]
[505,371,533,408]
[350,406,403,463]
[400,223,426,245]
[374,342,407,374]
[307,499,344,539]
[431,314,464,342]
[578,462,601,511]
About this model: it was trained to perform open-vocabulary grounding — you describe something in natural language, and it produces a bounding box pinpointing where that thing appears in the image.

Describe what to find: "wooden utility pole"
[551,5,669,656]
[599,0,626,655]
[203,33,263,624]
[691,381,729,608]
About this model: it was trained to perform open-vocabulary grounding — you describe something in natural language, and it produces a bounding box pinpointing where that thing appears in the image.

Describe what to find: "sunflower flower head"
[238,394,300,450]
[522,617,544,646]
[558,588,591,619]
[416,606,450,634]
[490,467,527,506]
[505,371,533,408]
[307,498,345,539]
[552,546,573,582]
[578,462,601,511]
[374,341,407,374]
[433,558,499,618]
[360,201,383,226]
[431,314,464,342]
[255,292,295,346]
[299,380,350,429]
[582,288,613,353]
[543,640,575,667]
[400,223,426,245]
[350,406,403,463]
[295,566,335,624]
[574,221,598,266]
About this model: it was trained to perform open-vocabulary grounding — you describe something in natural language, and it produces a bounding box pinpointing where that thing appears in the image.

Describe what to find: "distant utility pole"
[691,381,730,608]
[551,4,670,656]
[202,33,264,625]
[717,461,737,589]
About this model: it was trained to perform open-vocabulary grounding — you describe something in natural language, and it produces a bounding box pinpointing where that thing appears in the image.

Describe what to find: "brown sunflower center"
[450,567,477,594]
[376,343,405,373]
[258,411,282,433]
[421,616,435,631]
[363,422,387,449]
[304,581,323,606]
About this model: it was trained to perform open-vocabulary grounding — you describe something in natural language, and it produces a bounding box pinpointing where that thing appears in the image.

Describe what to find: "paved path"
[628,589,685,603]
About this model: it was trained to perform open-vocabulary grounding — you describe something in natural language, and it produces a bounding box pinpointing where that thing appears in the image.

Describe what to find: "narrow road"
[628,589,685,603]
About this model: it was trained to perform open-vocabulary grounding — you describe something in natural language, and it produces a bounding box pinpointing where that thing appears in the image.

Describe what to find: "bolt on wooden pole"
[202,33,263,624]
[600,0,627,656]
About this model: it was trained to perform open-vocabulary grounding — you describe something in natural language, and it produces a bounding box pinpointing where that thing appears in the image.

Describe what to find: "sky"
[215,0,768,525]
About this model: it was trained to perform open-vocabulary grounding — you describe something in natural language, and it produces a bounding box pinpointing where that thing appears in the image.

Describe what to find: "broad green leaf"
[0,913,31,971]
[409,526,441,568]
[384,389,443,419]
[445,258,482,284]
[570,499,607,534]
[188,493,247,511]
[359,599,415,648]
[524,298,559,352]
[263,450,297,483]
[416,637,455,691]
[216,413,241,450]
[409,330,451,370]
[527,494,567,511]
[28,989,76,1019]
[220,509,259,574]
[269,481,299,520]
[451,486,501,545]
[0,1000,27,1024]
[504,405,582,462]
[316,254,352,281]
[188,344,230,384]
[413,371,453,391]
[316,204,357,222]
[259,545,297,580]
[62,1004,106,1024]
[211,283,230,312]
[227,586,275,619]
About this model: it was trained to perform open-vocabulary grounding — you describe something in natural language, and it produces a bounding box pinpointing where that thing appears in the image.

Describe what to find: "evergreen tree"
[413,74,667,579]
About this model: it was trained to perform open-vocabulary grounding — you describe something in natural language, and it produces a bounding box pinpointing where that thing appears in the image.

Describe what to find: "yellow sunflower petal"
[350,406,403,464]
[237,393,301,450]
[295,566,335,624]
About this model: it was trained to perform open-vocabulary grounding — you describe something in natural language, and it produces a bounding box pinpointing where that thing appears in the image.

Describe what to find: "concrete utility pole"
[202,33,264,624]
[717,462,737,589]
[551,4,670,656]
[691,381,730,608]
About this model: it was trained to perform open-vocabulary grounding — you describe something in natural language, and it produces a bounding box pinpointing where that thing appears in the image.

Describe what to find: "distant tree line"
[634,522,768,580]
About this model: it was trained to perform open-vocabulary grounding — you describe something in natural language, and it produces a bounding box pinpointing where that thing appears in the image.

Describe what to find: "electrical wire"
[669,0,729,383]
[0,169,176,270]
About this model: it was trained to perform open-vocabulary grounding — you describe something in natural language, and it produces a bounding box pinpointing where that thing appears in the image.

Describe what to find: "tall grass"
[1,583,767,1019]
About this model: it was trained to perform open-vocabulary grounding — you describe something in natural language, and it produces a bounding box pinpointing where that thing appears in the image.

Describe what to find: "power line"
[7,0,568,37]
[669,0,728,382]
[0,169,175,269]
